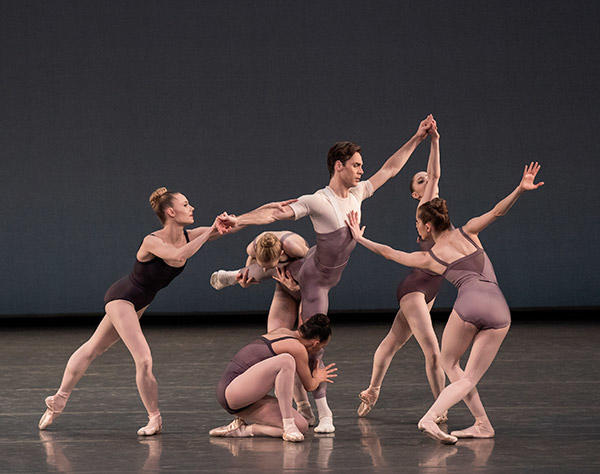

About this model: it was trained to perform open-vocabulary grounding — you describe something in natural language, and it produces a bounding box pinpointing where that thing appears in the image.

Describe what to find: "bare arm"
[346,211,436,271]
[277,341,337,392]
[140,218,218,264]
[368,115,433,193]
[463,162,544,235]
[417,124,441,212]
[281,234,309,259]
[217,200,296,231]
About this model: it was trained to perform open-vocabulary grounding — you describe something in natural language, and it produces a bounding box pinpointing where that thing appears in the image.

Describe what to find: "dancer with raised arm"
[209,314,337,442]
[217,115,435,432]
[347,163,543,444]
[358,121,446,419]
[38,188,226,436]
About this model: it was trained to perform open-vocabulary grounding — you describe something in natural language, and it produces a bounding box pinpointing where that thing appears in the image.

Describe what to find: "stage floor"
[2,321,599,472]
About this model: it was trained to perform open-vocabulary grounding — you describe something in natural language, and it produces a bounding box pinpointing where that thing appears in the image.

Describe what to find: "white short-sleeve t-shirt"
[288,180,374,234]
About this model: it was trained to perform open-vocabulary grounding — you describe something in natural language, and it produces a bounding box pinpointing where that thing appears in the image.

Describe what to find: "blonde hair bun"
[149,187,168,210]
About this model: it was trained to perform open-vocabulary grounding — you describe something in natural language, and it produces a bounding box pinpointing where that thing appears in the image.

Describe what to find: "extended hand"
[216,212,237,234]
[428,118,440,140]
[519,162,544,192]
[345,211,365,240]
[313,363,338,384]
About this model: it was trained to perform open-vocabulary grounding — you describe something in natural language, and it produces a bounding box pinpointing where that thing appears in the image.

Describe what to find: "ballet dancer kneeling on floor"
[210,314,337,442]
[346,162,543,444]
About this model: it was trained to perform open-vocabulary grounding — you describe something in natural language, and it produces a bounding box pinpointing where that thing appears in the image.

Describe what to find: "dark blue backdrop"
[2,1,599,315]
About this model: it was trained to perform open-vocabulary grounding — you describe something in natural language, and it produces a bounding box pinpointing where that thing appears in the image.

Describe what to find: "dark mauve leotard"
[396,236,445,304]
[103,230,190,311]
[216,335,297,414]
[428,228,510,330]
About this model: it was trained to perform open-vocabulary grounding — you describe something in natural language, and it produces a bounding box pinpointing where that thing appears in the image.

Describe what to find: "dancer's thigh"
[463,325,510,385]
[440,311,478,366]
[267,285,299,331]
[225,354,294,410]
[90,305,148,353]
[400,293,439,356]
[237,395,306,430]
[104,300,151,362]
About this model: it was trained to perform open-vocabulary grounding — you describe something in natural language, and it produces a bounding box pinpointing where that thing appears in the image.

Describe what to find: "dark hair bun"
[299,313,332,342]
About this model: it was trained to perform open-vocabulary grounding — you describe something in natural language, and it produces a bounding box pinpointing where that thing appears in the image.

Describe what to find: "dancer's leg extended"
[39,306,147,430]
[419,311,509,442]
[358,306,412,416]
[105,300,161,435]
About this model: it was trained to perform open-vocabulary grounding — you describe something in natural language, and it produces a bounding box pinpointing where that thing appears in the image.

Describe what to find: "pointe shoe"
[210,270,238,290]
[451,423,495,439]
[38,394,67,430]
[137,414,162,436]
[209,417,252,438]
[282,427,304,442]
[418,418,458,445]
[357,387,380,417]
[314,416,335,433]
[296,401,316,426]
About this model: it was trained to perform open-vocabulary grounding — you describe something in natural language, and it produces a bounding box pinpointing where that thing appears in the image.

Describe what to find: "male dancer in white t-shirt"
[218,115,435,432]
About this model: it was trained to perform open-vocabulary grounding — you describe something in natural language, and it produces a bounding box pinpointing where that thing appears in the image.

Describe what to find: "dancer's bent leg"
[419,312,509,443]
[105,301,161,435]
[39,306,147,430]
[358,307,412,417]
[224,354,305,441]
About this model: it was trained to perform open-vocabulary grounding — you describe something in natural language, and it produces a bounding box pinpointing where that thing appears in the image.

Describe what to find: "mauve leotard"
[216,335,298,414]
[428,228,510,330]
[103,229,190,311]
[396,236,444,304]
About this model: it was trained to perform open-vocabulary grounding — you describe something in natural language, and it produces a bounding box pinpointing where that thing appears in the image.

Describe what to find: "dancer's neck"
[327,177,351,198]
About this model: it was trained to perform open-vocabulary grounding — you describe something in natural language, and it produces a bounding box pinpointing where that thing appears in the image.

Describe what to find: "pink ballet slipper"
[357,386,380,417]
[451,421,495,439]
[38,393,69,430]
[137,413,162,436]
[418,416,458,445]
[209,418,252,438]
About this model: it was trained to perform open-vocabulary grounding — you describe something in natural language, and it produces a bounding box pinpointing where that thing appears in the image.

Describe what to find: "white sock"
[315,397,332,419]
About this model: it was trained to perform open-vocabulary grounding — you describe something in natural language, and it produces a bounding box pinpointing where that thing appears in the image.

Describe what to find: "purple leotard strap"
[428,249,450,267]
[458,227,479,250]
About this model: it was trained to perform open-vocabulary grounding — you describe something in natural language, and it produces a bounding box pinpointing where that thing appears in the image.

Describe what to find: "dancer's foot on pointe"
[296,401,316,426]
[314,416,335,433]
[282,418,304,442]
[357,386,380,417]
[137,413,162,436]
[451,419,495,439]
[38,392,69,430]
[418,416,458,445]
[210,270,239,290]
[209,418,253,438]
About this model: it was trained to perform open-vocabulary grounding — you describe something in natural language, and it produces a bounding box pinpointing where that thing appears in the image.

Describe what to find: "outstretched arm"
[216,199,296,232]
[463,162,544,235]
[417,123,441,212]
[368,115,434,193]
[279,341,337,392]
[140,216,220,264]
[345,211,435,271]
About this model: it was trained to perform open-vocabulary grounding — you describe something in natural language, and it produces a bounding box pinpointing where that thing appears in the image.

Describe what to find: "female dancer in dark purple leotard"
[347,162,544,444]
[38,187,224,436]
[209,314,337,442]
[358,120,446,419]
